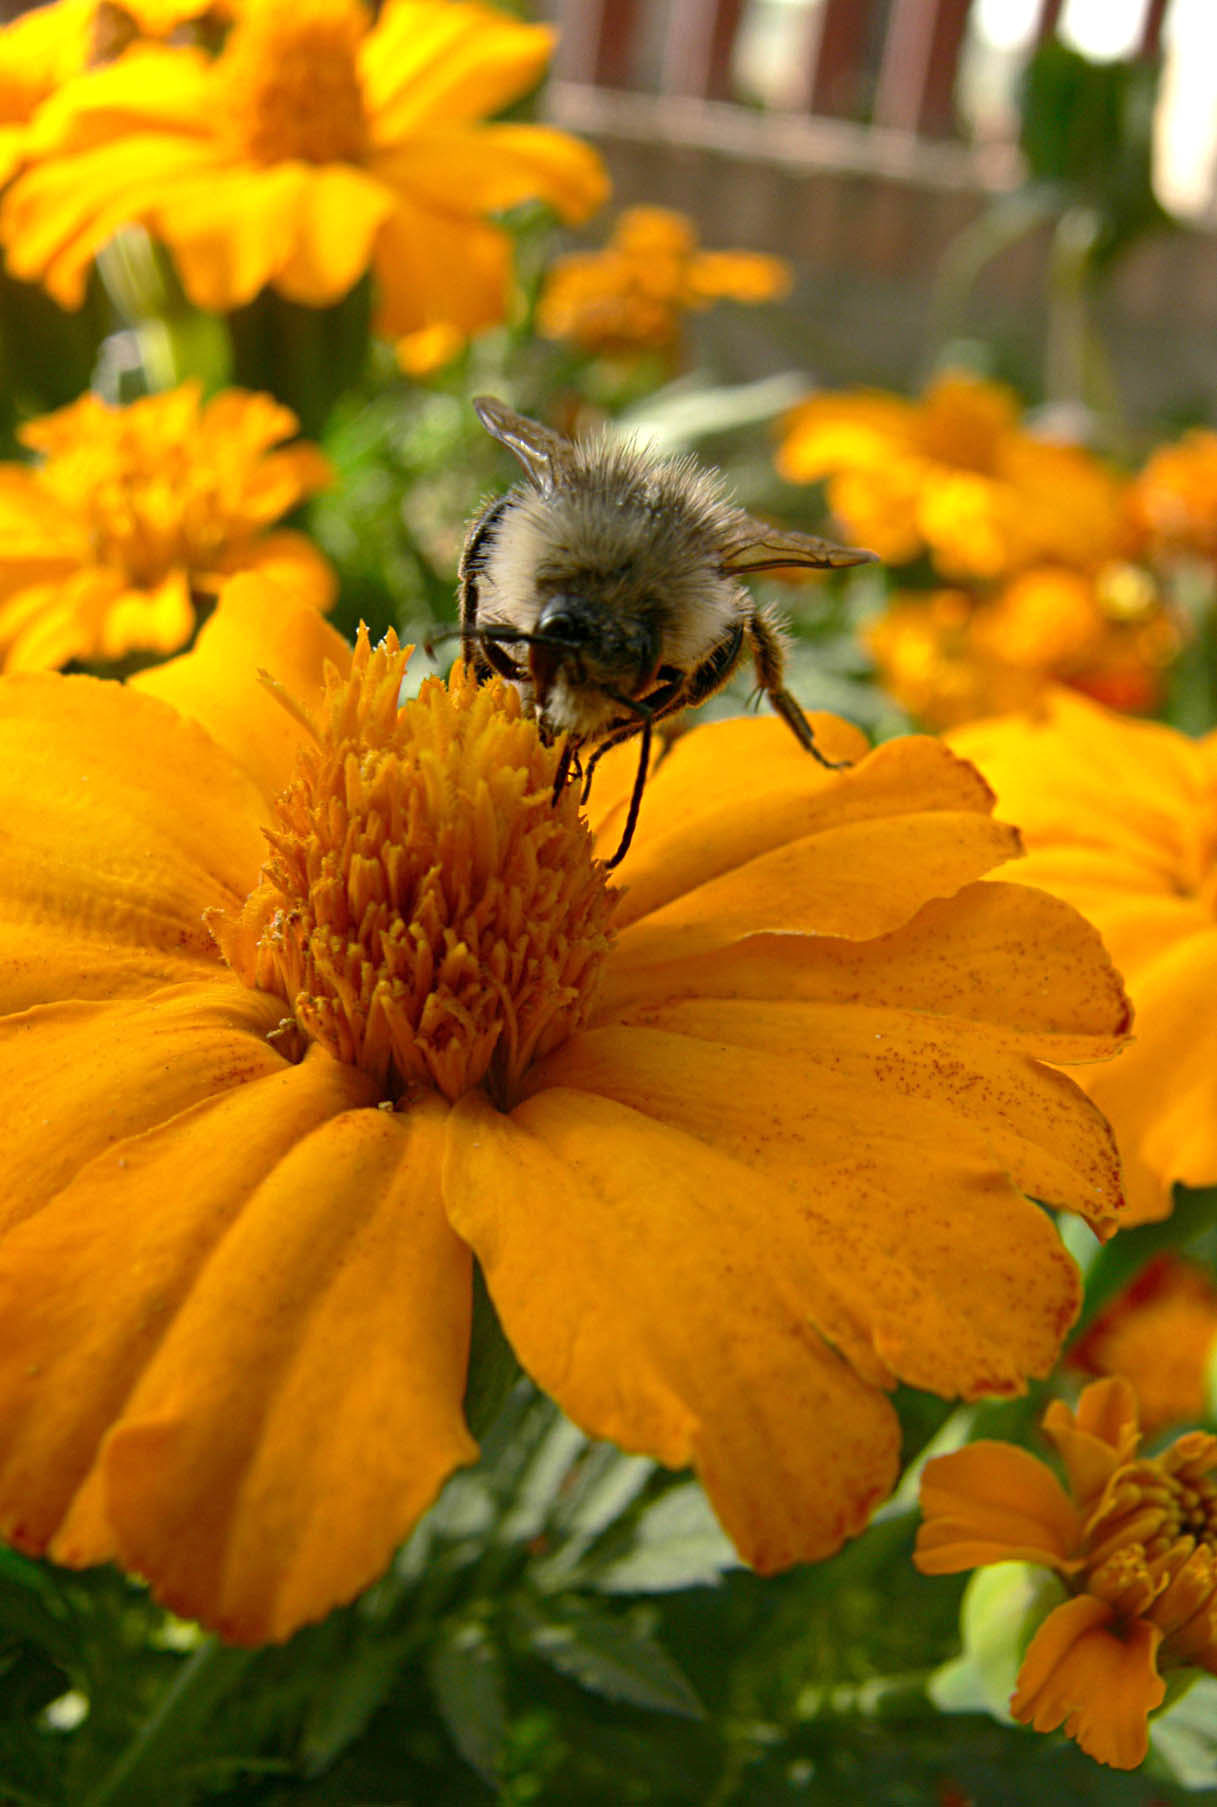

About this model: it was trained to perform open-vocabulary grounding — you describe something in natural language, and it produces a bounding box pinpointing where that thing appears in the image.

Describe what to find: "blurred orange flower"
[777,371,1131,581]
[536,205,791,357]
[0,579,1127,1642]
[0,381,333,671]
[869,564,1175,731]
[1,0,608,346]
[1129,428,1217,562]
[1071,1255,1217,1436]
[917,1377,1217,1769]
[953,690,1217,1223]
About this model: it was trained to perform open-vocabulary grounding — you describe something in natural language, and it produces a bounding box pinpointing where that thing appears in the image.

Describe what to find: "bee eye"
[537,603,590,645]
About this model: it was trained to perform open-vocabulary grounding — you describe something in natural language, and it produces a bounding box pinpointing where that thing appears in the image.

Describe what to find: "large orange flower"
[917,1377,1217,1769]
[0,580,1128,1643]
[0,0,608,348]
[952,690,1217,1222]
[0,381,333,671]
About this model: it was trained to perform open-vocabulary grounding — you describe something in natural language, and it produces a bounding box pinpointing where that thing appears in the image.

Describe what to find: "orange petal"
[132,575,351,809]
[0,1049,379,1562]
[1011,1595,1164,1769]
[0,981,286,1237]
[371,195,511,338]
[599,880,1131,1066]
[213,531,337,616]
[610,735,1020,964]
[374,123,608,224]
[257,164,395,307]
[0,673,268,1011]
[1081,927,1217,1222]
[362,0,556,131]
[526,1021,1092,1395]
[443,1088,901,1571]
[915,1443,1081,1572]
[152,166,318,311]
[88,1095,475,1644]
[1043,1378,1140,1505]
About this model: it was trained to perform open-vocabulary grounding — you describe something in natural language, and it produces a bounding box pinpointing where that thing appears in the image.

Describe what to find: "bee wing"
[719,513,878,576]
[472,396,577,494]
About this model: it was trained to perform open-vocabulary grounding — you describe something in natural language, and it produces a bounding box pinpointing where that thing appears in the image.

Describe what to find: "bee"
[459,396,876,868]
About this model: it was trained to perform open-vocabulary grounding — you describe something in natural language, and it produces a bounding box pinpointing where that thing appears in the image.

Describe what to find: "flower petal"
[89,1095,475,1643]
[444,1088,901,1571]
[132,575,351,809]
[0,1049,379,1565]
[372,195,511,339]
[0,674,268,1010]
[1043,1378,1140,1505]
[150,166,323,311]
[526,1020,1095,1393]
[362,0,556,132]
[1011,1594,1164,1769]
[373,123,607,224]
[915,1442,1081,1572]
[599,881,1131,1065]
[0,981,285,1237]
[213,531,337,615]
[610,732,1020,961]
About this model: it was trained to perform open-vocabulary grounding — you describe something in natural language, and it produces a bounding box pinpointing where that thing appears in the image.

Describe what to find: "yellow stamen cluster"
[1081,1433,1217,1665]
[214,632,617,1105]
[217,0,369,166]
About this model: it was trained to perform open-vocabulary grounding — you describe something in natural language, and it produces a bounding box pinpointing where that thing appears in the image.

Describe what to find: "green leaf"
[591,1482,739,1595]
[518,1599,704,1720]
[298,1632,415,1777]
[0,1553,78,1671]
[1150,1675,1217,1788]
[426,1617,507,1785]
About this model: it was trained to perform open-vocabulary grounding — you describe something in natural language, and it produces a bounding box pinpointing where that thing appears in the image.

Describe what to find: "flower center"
[213,633,617,1106]
[1081,1435,1217,1652]
[216,0,369,166]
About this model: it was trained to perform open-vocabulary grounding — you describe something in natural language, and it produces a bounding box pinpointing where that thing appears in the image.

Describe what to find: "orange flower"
[0,0,607,349]
[776,371,1131,582]
[952,690,1217,1223]
[0,381,333,671]
[869,566,1174,731]
[917,1377,1217,1769]
[1071,1255,1217,1436]
[0,579,1128,1642]
[1130,429,1217,561]
[536,205,791,357]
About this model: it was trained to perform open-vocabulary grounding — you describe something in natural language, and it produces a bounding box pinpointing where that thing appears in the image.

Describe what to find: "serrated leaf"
[519,1598,704,1719]
[498,1414,587,1544]
[592,1482,739,1594]
[299,1632,413,1776]
[426,1618,507,1784]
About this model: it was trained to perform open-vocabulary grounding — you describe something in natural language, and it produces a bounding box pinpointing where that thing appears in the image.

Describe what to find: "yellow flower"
[953,691,1217,1223]
[536,205,791,357]
[917,1378,1217,1769]
[1,0,608,344]
[1130,428,1217,561]
[777,372,1131,582]
[0,579,1128,1642]
[0,381,333,671]
[869,567,1174,731]
[1071,1255,1217,1437]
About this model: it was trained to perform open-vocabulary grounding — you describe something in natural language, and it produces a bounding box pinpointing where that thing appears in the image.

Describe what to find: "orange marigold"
[1130,428,1217,562]
[917,1377,1217,1769]
[776,371,1132,583]
[0,579,1129,1642]
[0,0,607,349]
[0,381,333,671]
[536,205,791,357]
[1071,1255,1217,1437]
[952,690,1217,1223]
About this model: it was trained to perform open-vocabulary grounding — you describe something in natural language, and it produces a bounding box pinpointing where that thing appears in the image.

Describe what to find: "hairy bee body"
[460,398,875,864]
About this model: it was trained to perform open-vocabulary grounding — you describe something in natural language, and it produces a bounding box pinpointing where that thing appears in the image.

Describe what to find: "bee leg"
[747,606,852,772]
[551,735,580,807]
[603,713,653,872]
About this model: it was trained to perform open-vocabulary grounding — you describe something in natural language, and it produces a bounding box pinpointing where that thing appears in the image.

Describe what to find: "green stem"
[82,1637,255,1807]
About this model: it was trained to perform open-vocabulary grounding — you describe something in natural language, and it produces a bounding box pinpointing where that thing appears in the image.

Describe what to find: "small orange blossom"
[1071,1255,1217,1437]
[917,1377,1217,1769]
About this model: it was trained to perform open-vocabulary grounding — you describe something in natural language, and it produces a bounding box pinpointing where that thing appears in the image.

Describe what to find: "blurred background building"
[539,0,1217,421]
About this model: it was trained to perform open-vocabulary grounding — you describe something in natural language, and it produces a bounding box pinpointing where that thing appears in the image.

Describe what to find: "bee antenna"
[422,625,463,662]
